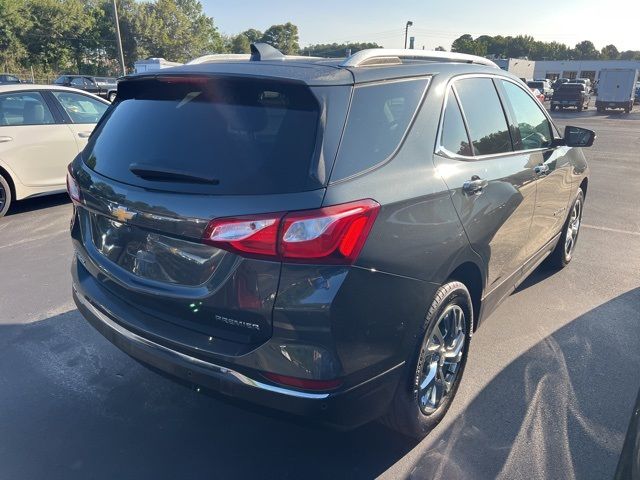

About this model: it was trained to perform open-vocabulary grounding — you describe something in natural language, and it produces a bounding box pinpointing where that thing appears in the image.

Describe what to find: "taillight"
[66,169,81,203]
[202,199,380,264]
[279,200,380,263]
[203,213,284,257]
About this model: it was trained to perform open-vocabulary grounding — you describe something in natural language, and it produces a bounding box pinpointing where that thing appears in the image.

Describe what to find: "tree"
[261,22,299,54]
[600,44,619,59]
[574,40,599,60]
[620,50,640,60]
[229,34,250,53]
[301,42,381,57]
[451,34,486,56]
[135,0,224,63]
[241,28,262,44]
[0,0,31,71]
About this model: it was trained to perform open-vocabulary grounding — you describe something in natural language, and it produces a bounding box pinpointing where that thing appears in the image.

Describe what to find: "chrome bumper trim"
[74,286,330,400]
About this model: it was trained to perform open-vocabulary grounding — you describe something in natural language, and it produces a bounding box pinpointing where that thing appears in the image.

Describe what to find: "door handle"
[77,132,92,138]
[534,164,550,175]
[0,136,13,143]
[462,176,488,195]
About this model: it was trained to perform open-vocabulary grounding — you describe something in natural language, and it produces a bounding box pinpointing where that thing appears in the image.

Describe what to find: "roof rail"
[186,54,250,65]
[341,49,498,68]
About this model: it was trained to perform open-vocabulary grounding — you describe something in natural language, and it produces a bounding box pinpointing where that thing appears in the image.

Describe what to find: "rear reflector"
[202,199,380,264]
[66,169,81,202]
[262,372,343,391]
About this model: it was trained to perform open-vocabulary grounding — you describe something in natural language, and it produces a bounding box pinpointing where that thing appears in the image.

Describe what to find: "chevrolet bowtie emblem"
[110,206,136,222]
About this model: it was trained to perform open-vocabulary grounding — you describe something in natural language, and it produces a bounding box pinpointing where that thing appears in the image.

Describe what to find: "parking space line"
[582,224,640,236]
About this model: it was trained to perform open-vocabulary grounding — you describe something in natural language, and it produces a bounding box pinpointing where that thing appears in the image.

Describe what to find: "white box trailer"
[596,68,638,113]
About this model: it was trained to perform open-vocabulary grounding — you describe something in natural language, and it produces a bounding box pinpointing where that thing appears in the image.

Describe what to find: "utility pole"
[404,21,413,49]
[112,0,126,76]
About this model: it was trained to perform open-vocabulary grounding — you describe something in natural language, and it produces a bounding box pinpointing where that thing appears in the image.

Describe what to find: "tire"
[108,92,117,102]
[381,281,473,439]
[546,188,584,270]
[0,173,12,218]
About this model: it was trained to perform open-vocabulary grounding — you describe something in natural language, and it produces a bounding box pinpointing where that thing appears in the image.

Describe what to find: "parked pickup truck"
[550,83,590,111]
[53,75,118,102]
[595,69,638,113]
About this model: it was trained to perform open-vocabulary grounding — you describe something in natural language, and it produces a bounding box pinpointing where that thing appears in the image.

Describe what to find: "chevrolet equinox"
[69,44,593,439]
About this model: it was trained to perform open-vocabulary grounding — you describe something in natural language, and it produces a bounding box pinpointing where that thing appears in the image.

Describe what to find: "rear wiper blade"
[129,164,219,185]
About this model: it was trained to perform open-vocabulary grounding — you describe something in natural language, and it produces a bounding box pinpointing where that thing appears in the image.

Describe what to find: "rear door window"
[331,78,429,181]
[52,91,108,124]
[84,76,324,195]
[500,80,553,150]
[440,88,472,156]
[454,77,512,156]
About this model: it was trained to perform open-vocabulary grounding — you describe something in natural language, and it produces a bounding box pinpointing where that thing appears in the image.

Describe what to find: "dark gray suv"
[68,44,593,439]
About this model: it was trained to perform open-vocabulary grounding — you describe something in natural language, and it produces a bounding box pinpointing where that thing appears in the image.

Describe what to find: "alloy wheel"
[418,304,466,415]
[564,198,582,260]
[0,183,5,211]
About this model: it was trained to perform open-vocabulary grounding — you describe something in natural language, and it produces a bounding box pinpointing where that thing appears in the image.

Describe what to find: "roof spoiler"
[250,43,285,61]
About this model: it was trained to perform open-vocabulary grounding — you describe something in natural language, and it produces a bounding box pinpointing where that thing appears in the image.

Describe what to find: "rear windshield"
[84,75,324,195]
[559,84,583,91]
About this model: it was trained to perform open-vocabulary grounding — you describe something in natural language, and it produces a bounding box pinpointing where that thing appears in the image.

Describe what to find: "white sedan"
[0,84,110,217]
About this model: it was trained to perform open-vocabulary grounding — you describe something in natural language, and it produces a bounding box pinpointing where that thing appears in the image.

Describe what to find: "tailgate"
[73,166,325,346]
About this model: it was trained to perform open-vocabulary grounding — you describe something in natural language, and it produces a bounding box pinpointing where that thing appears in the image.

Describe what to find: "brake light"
[279,200,380,262]
[203,213,283,257]
[202,199,380,264]
[66,169,81,202]
[262,372,343,391]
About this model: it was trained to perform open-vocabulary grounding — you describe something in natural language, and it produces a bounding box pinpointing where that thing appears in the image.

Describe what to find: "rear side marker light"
[262,372,343,391]
[202,199,380,264]
[66,170,81,202]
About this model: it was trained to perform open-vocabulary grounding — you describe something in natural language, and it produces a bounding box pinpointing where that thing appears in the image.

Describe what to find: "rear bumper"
[72,262,407,429]
[595,100,630,109]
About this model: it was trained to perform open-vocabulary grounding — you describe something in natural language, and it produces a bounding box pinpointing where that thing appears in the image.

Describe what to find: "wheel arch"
[447,261,484,333]
[579,177,588,198]
[0,164,16,202]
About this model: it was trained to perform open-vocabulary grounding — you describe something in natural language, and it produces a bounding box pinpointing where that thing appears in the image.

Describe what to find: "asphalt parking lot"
[1,107,639,480]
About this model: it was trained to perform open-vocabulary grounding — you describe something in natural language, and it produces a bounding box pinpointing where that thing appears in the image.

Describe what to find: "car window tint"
[52,91,108,124]
[332,78,429,180]
[70,77,84,86]
[501,80,553,150]
[441,89,472,156]
[0,92,55,126]
[454,78,512,156]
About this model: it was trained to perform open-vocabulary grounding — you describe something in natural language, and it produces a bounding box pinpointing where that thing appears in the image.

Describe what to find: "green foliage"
[0,0,225,75]
[451,34,635,61]
[228,33,251,54]
[260,22,299,54]
[300,42,381,57]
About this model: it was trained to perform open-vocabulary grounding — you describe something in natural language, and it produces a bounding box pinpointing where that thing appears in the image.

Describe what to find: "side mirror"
[563,126,596,148]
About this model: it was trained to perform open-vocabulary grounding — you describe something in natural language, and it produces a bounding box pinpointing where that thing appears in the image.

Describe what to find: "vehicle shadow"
[1,290,638,480]
[400,288,640,480]
[0,309,414,480]
[5,192,70,216]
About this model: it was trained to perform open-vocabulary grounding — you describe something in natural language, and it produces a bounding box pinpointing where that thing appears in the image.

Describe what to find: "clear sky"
[204,0,639,51]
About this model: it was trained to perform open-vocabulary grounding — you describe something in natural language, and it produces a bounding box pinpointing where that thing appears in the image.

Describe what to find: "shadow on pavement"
[5,192,70,217]
[404,288,640,480]
[1,290,638,479]
[0,309,413,480]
